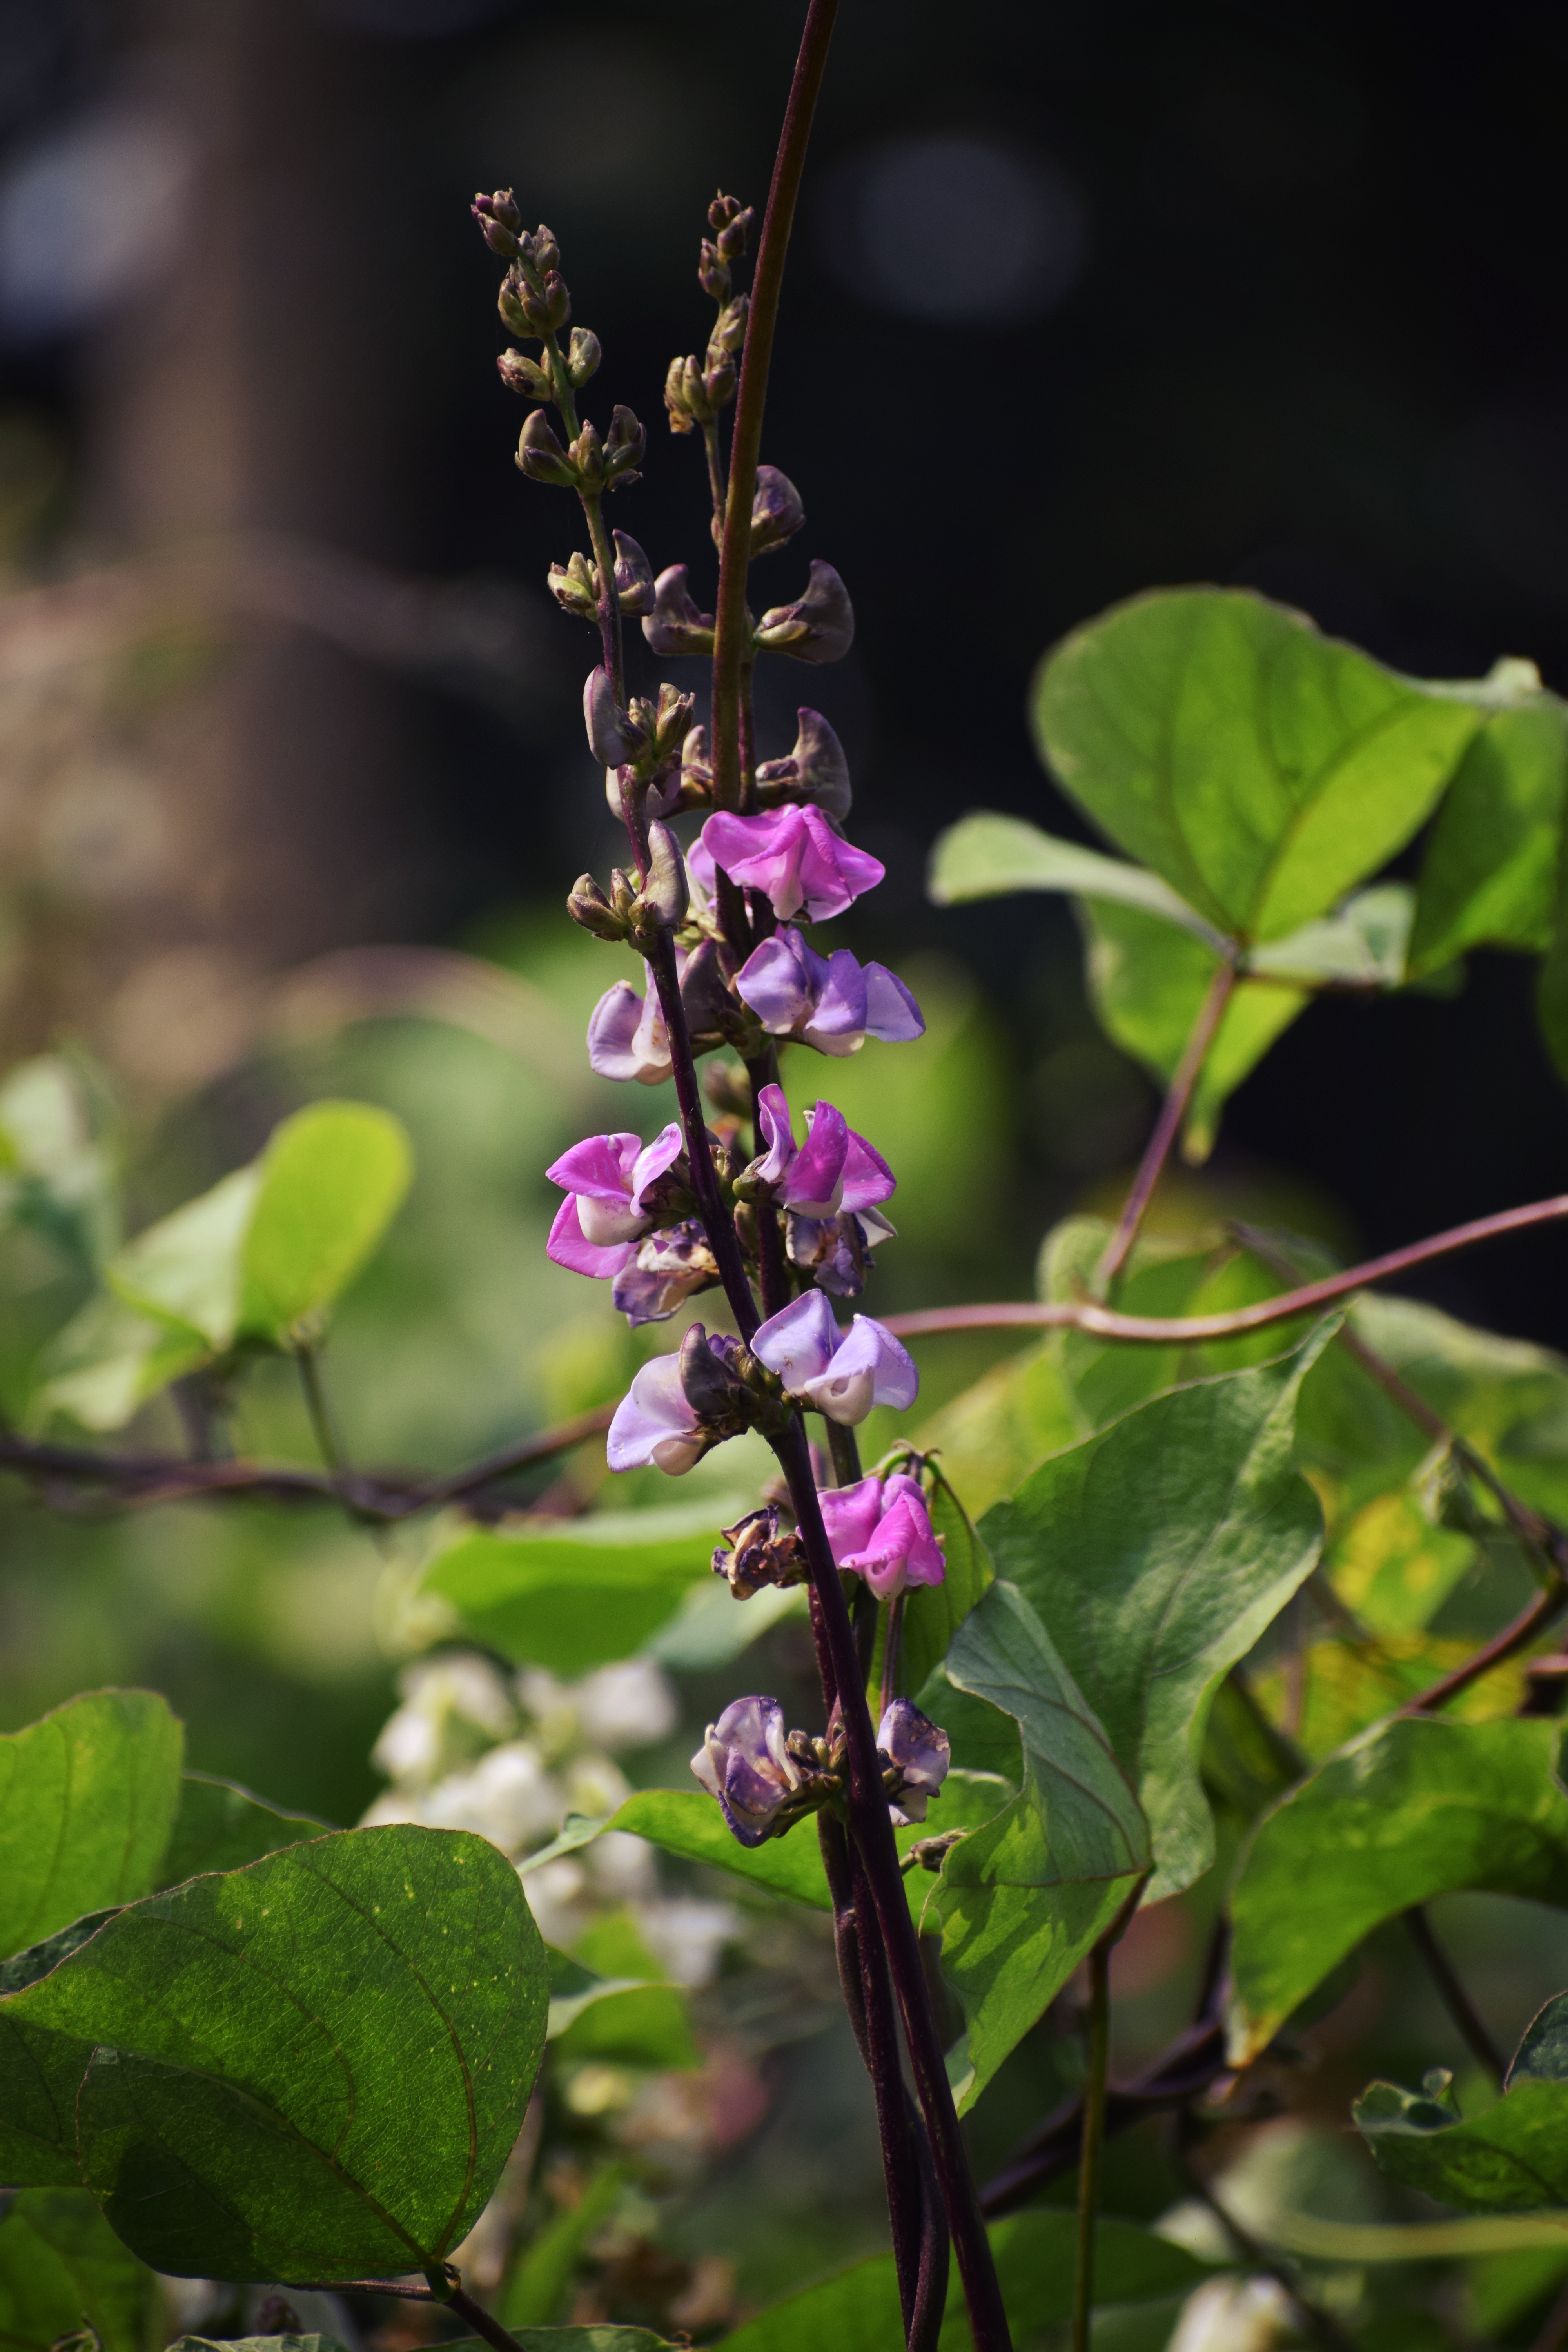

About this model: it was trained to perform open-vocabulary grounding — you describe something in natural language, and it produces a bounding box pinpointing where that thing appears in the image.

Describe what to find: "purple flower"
[755,708,853,824]
[690,1695,801,1845]
[818,1472,946,1601]
[587,975,673,1085]
[545,1124,684,1278]
[754,560,855,663]
[641,563,715,658]
[611,1221,720,1326]
[735,927,924,1056]
[690,806,884,923]
[752,1083,894,1218]
[786,1206,896,1299]
[750,1290,918,1426]
[877,1698,951,1826]
[606,1353,709,1475]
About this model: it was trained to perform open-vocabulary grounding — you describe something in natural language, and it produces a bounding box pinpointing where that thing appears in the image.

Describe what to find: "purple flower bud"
[566,873,628,941]
[735,928,923,1058]
[750,1291,918,1426]
[698,239,731,303]
[642,564,716,659]
[755,560,855,663]
[711,294,749,356]
[605,404,645,487]
[750,465,805,557]
[679,1321,754,1426]
[690,806,883,924]
[472,187,522,253]
[584,666,644,768]
[755,708,853,825]
[608,1353,709,1476]
[638,820,688,930]
[497,349,551,400]
[612,532,656,615]
[877,1697,951,1826]
[751,1083,894,1218]
[612,1221,720,1326]
[587,976,673,1085]
[820,1472,946,1601]
[544,1123,684,1278]
[690,1695,801,1845]
[516,408,577,488]
[566,327,601,387]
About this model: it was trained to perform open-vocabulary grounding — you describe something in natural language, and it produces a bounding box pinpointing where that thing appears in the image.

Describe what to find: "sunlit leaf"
[1033,587,1480,940]
[930,1581,1150,2111]
[0,1691,184,1962]
[1246,884,1413,987]
[1229,1718,1568,2062]
[106,1168,260,1352]
[1356,1997,1568,2211]
[982,1330,1333,1900]
[238,1101,413,1343]
[927,812,1224,942]
[156,1774,332,1889]
[0,1825,548,2281]
[907,1341,1080,1522]
[31,1289,210,1433]
[0,2185,160,2352]
[1411,691,1568,974]
[899,1477,993,1699]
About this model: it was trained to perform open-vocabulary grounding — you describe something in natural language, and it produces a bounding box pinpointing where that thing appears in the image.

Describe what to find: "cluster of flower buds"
[665,192,754,440]
[548,532,656,622]
[566,820,688,952]
[517,405,644,495]
[690,1692,950,1847]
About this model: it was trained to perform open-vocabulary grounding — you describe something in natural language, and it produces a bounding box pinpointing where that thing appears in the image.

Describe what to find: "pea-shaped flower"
[818,1471,946,1599]
[546,1124,684,1278]
[877,1697,951,1826]
[587,976,673,1085]
[750,1083,893,1219]
[690,1695,801,1846]
[750,1289,918,1425]
[691,804,884,922]
[606,1353,707,1475]
[735,927,923,1056]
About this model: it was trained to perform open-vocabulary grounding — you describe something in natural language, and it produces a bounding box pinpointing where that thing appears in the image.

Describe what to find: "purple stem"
[1096,954,1237,1287]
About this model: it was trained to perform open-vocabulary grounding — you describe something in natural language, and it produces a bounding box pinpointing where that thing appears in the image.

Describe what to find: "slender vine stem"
[1097,956,1238,1287]
[1403,1907,1506,2083]
[294,1346,347,1490]
[1071,1941,1112,2352]
[709,0,839,810]
[1405,1581,1568,1715]
[881,1192,1568,1346]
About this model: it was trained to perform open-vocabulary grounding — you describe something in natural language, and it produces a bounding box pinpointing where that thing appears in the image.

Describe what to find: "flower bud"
[755,708,853,822]
[539,268,571,332]
[516,408,576,488]
[664,355,697,435]
[698,240,731,302]
[643,564,715,658]
[715,207,754,261]
[604,404,645,488]
[680,937,757,1055]
[472,188,522,254]
[567,874,631,941]
[570,418,606,492]
[708,191,751,237]
[755,560,855,663]
[681,724,714,799]
[711,295,749,356]
[566,327,601,387]
[651,682,695,760]
[635,820,690,932]
[548,550,599,620]
[679,1323,755,1428]
[497,348,551,401]
[519,224,560,274]
[749,465,805,558]
[584,667,644,768]
[612,532,655,615]
[498,278,532,338]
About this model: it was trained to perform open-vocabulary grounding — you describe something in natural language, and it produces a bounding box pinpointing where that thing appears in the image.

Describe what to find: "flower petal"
[817,1474,886,1567]
[781,1100,849,1216]
[862,962,925,1044]
[751,1289,841,1390]
[547,1194,635,1280]
[607,1354,704,1473]
[545,1131,642,1200]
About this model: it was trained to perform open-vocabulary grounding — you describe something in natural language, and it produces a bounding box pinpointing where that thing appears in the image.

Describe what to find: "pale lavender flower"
[735,927,923,1056]
[877,1697,951,1826]
[587,971,677,1084]
[545,1124,684,1278]
[690,805,884,923]
[750,1290,918,1425]
[818,1472,946,1600]
[752,1083,894,1217]
[690,1695,801,1846]
[607,1353,709,1475]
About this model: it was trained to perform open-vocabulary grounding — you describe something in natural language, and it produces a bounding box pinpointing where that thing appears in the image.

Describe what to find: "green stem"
[710,0,839,810]
[1072,1941,1111,2352]
[295,1346,346,1487]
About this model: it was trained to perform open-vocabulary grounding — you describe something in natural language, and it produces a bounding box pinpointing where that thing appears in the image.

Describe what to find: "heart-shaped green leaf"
[0,1691,184,1962]
[239,1102,412,1343]
[1411,692,1568,974]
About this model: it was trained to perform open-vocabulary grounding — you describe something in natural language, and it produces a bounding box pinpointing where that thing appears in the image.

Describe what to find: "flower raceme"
[749,1084,893,1218]
[750,1290,918,1425]
[735,927,923,1056]
[545,1125,684,1276]
[818,1471,946,1600]
[687,1692,951,1847]
[690,804,884,923]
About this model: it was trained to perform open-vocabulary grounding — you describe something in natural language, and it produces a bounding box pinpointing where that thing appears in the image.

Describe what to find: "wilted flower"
[642,563,716,657]
[749,1083,894,1217]
[750,1290,918,1425]
[690,1695,802,1845]
[588,975,676,1085]
[736,928,923,1056]
[584,665,645,768]
[818,1472,946,1599]
[612,1220,720,1325]
[786,1205,896,1298]
[691,804,884,923]
[712,1502,809,1598]
[606,1353,709,1475]
[749,464,805,556]
[545,1125,686,1278]
[877,1698,950,1826]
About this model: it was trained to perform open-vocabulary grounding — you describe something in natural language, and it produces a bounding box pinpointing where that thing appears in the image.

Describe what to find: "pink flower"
[751,1083,893,1218]
[818,1472,946,1601]
[545,1124,683,1279]
[587,977,672,1085]
[750,1290,918,1426]
[690,805,884,922]
[735,927,923,1055]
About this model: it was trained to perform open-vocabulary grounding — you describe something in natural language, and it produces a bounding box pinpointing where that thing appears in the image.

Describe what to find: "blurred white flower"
[1169,2277,1295,2352]
[359,1787,434,1829]
[564,1752,632,1822]
[573,1659,678,1751]
[521,1855,590,1949]
[636,1898,739,1988]
[423,1742,564,1853]
[588,1828,659,1902]
[372,1650,516,1789]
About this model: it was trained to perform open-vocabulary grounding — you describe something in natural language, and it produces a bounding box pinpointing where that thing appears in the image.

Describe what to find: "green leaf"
[981,1330,1333,1900]
[107,1167,260,1352]
[0,1824,548,2280]
[1227,1717,1568,2062]
[1080,902,1308,1163]
[899,1477,993,1699]
[0,1691,184,1962]
[156,1774,331,1888]
[713,2212,1214,2352]
[33,1289,212,1433]
[907,1342,1081,1521]
[1245,883,1414,987]
[546,1949,699,2071]
[499,2164,626,2329]
[640,1579,807,1671]
[1354,2031,1568,2215]
[1032,587,1481,941]
[423,1501,751,1674]
[931,1581,1151,2111]
[0,1057,118,1273]
[0,2185,159,2352]
[451,2335,670,2352]
[1410,693,1568,973]
[927,813,1224,944]
[238,1101,413,1343]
